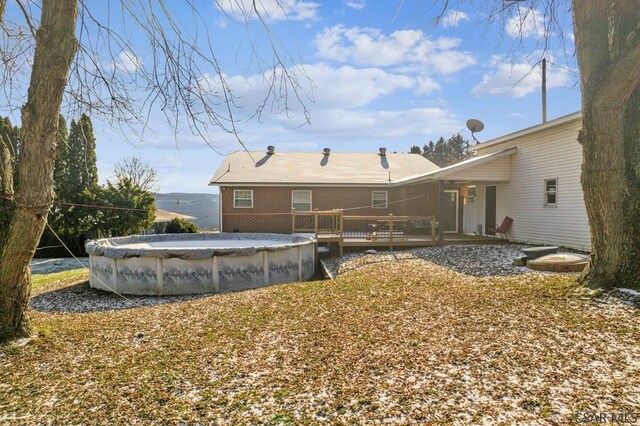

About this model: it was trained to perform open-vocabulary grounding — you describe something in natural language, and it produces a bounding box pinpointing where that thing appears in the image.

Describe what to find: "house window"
[233,189,253,208]
[292,190,312,211]
[544,178,558,206]
[372,191,388,208]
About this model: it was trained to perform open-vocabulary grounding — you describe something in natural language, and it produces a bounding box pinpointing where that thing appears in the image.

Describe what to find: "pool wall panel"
[163,258,214,295]
[217,252,265,293]
[116,257,159,295]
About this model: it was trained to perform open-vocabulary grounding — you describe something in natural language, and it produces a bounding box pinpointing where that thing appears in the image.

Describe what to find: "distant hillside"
[154,193,219,231]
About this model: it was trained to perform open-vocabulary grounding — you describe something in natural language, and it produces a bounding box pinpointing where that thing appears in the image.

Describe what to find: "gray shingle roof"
[209,151,440,186]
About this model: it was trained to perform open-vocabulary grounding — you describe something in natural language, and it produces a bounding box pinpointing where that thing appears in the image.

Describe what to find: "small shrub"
[165,217,198,234]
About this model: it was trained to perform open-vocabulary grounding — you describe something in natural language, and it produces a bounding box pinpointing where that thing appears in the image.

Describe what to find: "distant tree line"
[410,134,473,167]
[1,115,156,256]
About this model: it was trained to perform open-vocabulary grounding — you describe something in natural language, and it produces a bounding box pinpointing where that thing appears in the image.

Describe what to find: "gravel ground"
[30,282,209,314]
[30,258,89,274]
[322,244,543,279]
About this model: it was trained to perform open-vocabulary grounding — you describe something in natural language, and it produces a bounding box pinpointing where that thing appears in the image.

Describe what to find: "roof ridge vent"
[322,147,331,156]
[266,145,275,155]
[378,147,387,156]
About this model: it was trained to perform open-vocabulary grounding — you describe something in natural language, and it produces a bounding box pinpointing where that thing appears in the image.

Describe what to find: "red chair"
[489,216,513,240]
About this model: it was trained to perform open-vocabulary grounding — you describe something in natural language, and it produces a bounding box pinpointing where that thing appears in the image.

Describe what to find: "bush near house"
[164,217,199,234]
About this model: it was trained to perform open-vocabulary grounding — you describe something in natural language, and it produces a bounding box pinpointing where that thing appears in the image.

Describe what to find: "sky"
[4,0,581,194]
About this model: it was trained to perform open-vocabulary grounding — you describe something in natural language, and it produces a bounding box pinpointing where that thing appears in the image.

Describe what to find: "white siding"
[475,119,590,251]
[445,155,511,182]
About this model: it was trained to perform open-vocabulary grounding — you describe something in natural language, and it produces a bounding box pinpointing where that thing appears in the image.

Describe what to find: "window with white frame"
[544,178,558,206]
[372,190,388,208]
[233,189,253,208]
[292,190,312,211]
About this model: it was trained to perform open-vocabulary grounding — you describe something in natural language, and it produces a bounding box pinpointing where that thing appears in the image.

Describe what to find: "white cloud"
[197,63,416,111]
[345,0,366,10]
[301,63,415,108]
[441,10,470,28]
[509,112,523,117]
[297,108,461,139]
[194,62,460,142]
[506,9,546,38]
[472,55,573,98]
[416,77,440,94]
[314,25,476,74]
[113,51,143,73]
[216,0,320,22]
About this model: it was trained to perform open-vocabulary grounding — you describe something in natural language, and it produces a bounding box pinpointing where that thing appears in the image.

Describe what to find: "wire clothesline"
[1,194,429,216]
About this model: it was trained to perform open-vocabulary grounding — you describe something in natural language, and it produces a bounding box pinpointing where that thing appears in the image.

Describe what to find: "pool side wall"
[88,236,315,296]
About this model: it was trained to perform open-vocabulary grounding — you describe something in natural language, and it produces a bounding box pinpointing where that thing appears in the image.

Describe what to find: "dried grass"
[1,259,639,424]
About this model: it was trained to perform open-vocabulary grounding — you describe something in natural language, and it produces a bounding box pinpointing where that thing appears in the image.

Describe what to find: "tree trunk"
[573,0,640,290]
[0,0,78,342]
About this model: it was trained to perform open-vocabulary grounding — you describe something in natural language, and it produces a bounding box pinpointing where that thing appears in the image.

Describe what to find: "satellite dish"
[466,118,485,133]
[466,118,485,145]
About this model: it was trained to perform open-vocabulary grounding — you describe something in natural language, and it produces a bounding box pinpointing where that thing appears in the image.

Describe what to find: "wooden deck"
[292,211,503,254]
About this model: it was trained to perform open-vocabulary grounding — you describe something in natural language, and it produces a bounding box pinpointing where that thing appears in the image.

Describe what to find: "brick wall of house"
[219,184,439,233]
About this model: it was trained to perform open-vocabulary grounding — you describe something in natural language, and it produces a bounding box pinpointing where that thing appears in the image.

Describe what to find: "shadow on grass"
[30,281,213,314]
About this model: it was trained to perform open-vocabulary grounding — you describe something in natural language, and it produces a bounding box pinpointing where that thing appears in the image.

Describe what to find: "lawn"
[1,259,639,424]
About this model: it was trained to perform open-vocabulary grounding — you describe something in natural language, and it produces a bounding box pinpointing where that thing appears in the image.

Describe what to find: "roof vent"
[266,145,275,155]
[322,147,331,156]
[379,147,387,156]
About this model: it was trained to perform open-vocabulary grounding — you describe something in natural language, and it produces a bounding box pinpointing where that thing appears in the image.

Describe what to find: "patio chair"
[489,216,513,240]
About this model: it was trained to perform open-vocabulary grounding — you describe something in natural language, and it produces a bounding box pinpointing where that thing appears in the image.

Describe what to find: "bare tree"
[112,157,158,192]
[0,0,310,341]
[418,0,640,291]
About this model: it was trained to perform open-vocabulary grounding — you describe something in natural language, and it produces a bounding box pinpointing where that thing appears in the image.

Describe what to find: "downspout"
[218,187,223,232]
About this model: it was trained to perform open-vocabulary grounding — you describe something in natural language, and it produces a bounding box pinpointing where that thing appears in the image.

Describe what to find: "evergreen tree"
[409,145,421,154]
[415,135,472,167]
[40,114,99,256]
[66,114,98,197]
[445,134,470,165]
[432,137,448,166]
[90,177,156,237]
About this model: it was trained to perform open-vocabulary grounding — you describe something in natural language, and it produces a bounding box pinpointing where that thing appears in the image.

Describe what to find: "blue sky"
[5,1,581,193]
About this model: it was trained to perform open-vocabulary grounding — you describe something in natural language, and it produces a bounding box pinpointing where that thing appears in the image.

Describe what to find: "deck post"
[431,215,437,243]
[438,181,445,242]
[314,210,319,238]
[339,210,344,256]
[389,213,394,251]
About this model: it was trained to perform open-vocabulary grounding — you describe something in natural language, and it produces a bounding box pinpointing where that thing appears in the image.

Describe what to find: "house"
[209,147,445,234]
[209,111,590,251]
[465,111,589,251]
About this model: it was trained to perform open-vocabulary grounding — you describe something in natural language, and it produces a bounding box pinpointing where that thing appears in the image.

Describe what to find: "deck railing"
[292,210,342,236]
[342,215,437,241]
[292,210,437,253]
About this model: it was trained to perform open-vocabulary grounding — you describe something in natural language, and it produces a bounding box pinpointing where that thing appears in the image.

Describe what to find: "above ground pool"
[85,233,316,296]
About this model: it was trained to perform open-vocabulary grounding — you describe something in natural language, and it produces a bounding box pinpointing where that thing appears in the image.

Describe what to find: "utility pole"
[541,58,547,123]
